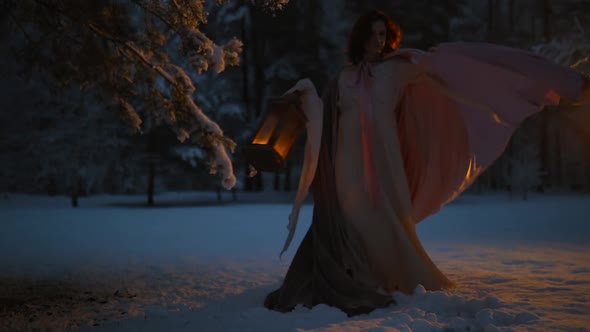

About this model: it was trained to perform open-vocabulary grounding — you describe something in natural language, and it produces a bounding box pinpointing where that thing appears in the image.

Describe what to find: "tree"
[455,0,589,193]
[530,0,590,190]
[2,0,289,192]
[208,0,317,192]
[0,70,132,204]
[504,131,544,200]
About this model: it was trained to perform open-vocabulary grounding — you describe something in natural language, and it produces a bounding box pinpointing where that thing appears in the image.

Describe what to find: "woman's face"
[365,20,387,58]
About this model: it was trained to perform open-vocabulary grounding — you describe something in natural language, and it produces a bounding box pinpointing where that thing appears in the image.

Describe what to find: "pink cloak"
[283,42,586,255]
[265,42,587,315]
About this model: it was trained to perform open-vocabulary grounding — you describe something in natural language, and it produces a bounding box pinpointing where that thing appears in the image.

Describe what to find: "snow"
[0,191,589,331]
[175,146,207,168]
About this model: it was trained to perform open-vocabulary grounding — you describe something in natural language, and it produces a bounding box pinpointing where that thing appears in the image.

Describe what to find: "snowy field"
[0,191,589,332]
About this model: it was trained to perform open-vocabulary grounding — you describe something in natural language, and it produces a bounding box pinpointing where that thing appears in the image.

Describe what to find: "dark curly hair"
[346,10,403,65]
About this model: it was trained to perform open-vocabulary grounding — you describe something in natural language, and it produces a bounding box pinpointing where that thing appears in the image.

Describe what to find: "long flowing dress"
[264,42,588,316]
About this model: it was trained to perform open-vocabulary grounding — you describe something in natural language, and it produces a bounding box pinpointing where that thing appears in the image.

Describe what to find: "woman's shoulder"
[339,62,357,74]
[335,65,359,86]
[381,51,420,65]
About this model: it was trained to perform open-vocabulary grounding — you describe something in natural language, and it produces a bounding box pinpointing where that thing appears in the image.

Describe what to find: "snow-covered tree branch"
[3,0,289,190]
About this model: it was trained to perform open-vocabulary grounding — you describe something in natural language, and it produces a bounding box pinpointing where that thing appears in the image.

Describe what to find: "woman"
[264,10,589,316]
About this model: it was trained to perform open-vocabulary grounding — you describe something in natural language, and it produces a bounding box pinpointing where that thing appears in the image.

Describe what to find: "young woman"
[264,10,589,316]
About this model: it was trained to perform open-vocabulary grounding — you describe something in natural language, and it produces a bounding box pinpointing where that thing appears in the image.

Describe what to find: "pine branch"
[131,0,180,35]
[8,11,34,45]
[170,0,183,11]
[87,23,176,84]
[574,16,585,36]
[28,0,174,85]
[19,0,240,189]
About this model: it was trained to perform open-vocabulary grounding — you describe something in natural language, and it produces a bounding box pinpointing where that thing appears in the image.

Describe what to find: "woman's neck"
[363,52,382,63]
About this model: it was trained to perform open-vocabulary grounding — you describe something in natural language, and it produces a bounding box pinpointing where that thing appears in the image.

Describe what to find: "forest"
[0,0,589,205]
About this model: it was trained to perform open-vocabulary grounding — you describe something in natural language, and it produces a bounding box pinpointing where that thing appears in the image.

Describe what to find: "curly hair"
[346,10,403,65]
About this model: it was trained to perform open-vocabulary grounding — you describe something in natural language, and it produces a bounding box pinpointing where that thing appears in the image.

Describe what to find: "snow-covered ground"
[0,191,589,332]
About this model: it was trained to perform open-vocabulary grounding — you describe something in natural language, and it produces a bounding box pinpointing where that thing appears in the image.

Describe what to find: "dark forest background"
[1,0,589,205]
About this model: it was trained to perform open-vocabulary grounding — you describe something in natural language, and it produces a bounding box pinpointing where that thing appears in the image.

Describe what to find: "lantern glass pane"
[252,113,279,145]
[274,123,299,160]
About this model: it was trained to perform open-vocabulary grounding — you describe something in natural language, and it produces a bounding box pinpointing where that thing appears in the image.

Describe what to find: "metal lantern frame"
[243,92,307,172]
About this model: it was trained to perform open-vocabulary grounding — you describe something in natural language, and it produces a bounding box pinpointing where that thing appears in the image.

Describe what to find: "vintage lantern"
[244,92,307,172]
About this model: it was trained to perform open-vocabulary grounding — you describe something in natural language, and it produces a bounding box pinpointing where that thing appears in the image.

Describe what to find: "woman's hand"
[283,78,317,97]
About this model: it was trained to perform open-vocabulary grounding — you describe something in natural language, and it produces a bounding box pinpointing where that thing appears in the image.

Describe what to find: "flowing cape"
[282,42,586,255]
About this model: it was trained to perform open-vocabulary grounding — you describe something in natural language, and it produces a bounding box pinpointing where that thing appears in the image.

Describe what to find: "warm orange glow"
[573,82,590,106]
[544,89,560,105]
[247,97,306,170]
[273,122,301,159]
[454,158,480,199]
[465,158,474,180]
[252,113,279,145]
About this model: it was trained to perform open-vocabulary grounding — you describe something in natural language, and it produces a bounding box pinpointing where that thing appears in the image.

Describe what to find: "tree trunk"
[476,170,491,194]
[506,137,515,195]
[509,0,515,32]
[241,15,251,123]
[71,176,79,207]
[244,162,253,192]
[254,171,263,191]
[241,12,255,193]
[147,162,155,207]
[47,177,57,196]
[560,112,590,192]
[490,162,504,191]
[543,0,551,40]
[284,160,292,192]
[274,170,281,191]
[540,111,550,192]
[71,192,78,207]
[488,0,495,41]
[252,8,266,118]
[529,12,537,40]
[243,6,268,193]
[554,128,563,188]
